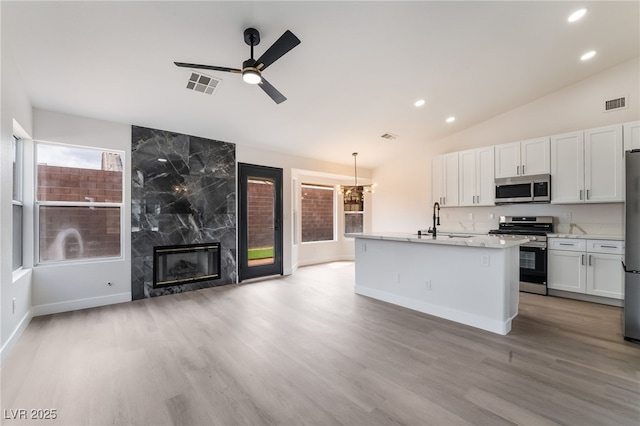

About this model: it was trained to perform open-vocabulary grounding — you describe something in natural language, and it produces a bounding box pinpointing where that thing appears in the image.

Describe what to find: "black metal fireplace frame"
[152,242,221,288]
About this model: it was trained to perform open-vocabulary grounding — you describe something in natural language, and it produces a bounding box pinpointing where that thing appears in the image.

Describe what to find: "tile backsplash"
[437,202,624,236]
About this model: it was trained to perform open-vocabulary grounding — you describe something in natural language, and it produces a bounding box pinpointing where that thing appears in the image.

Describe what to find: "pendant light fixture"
[340,152,375,210]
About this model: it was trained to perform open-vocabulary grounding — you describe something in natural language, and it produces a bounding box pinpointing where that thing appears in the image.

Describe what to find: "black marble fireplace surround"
[131,125,236,299]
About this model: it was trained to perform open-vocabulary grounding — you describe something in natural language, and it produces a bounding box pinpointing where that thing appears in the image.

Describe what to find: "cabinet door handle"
[559,243,574,246]
[588,254,592,266]
[579,190,583,200]
[516,165,520,175]
[601,245,617,249]
[581,254,585,265]
[522,165,525,175]
[586,189,590,200]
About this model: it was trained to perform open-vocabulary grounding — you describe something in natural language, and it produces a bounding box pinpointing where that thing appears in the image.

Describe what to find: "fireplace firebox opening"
[153,242,221,288]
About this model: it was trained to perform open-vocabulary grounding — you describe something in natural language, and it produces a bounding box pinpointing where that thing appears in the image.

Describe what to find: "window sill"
[301,240,338,245]
[12,267,32,284]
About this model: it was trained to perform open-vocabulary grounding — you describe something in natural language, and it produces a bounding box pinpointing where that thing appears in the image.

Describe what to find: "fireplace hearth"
[153,243,221,288]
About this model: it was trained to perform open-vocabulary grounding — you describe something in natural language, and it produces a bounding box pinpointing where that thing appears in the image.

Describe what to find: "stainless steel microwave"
[495,174,551,204]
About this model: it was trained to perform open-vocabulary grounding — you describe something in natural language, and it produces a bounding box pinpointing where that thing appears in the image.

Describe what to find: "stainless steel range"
[489,216,554,295]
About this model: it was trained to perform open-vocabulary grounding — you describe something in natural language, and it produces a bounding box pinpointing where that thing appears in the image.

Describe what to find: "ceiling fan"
[175,28,301,104]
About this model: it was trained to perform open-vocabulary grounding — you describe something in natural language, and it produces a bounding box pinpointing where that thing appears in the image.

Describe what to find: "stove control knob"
[530,236,537,241]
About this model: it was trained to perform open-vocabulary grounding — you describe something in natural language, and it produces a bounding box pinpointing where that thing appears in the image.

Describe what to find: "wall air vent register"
[380,133,398,140]
[604,95,627,112]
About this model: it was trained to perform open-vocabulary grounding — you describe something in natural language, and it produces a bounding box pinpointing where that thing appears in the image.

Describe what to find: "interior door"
[238,163,283,281]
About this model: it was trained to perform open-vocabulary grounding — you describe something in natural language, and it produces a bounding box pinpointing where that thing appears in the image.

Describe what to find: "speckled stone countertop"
[548,234,624,241]
[347,232,529,249]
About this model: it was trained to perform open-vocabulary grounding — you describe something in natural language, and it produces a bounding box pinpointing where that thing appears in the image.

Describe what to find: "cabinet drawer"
[548,238,586,252]
[587,239,625,255]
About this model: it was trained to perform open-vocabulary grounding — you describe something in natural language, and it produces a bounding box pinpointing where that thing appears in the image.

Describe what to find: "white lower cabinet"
[548,238,624,300]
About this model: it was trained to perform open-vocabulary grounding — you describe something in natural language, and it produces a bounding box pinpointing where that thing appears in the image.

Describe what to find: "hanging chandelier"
[339,152,375,210]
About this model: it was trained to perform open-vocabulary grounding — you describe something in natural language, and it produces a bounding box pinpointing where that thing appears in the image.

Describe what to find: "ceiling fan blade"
[255,30,300,71]
[174,62,241,74]
[258,77,287,104]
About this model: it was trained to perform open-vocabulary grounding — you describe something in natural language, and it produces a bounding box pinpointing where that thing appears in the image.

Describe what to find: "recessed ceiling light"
[158,158,168,163]
[414,99,426,107]
[568,8,587,23]
[446,116,456,123]
[581,50,596,61]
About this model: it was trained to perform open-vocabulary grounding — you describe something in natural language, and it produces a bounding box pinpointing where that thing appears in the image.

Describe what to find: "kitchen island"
[350,233,529,335]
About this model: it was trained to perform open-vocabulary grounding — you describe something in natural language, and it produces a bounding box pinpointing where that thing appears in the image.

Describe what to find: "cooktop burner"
[489,215,554,236]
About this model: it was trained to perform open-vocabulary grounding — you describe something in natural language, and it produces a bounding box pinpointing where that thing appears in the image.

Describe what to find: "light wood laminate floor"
[2,262,639,425]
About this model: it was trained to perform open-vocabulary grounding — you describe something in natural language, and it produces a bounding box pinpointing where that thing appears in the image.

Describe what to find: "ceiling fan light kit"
[175,27,300,103]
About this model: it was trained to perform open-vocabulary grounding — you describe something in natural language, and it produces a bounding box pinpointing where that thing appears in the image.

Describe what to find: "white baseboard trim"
[1,309,33,365]
[355,285,513,335]
[32,292,131,317]
[298,255,354,267]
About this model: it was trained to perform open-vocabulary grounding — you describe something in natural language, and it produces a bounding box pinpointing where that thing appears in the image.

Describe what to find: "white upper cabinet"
[521,137,551,176]
[551,124,623,204]
[550,131,584,203]
[458,146,494,206]
[624,120,640,151]
[432,152,459,207]
[494,141,520,178]
[584,124,624,203]
[494,137,550,178]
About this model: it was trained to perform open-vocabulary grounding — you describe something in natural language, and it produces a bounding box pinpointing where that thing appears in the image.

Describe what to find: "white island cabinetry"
[352,233,527,335]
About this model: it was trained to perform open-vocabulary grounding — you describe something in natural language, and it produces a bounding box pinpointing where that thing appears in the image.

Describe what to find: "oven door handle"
[521,242,547,249]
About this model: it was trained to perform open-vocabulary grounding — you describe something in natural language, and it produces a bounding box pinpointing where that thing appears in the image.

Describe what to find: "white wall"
[372,57,640,233]
[236,144,372,272]
[1,42,34,361]
[30,109,132,315]
[17,110,370,319]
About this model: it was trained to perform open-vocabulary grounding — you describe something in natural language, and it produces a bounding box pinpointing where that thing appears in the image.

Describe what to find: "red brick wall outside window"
[247,179,275,250]
[37,155,123,262]
[301,184,334,242]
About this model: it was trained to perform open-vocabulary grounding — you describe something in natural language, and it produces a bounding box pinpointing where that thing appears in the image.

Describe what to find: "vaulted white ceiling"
[3,1,639,168]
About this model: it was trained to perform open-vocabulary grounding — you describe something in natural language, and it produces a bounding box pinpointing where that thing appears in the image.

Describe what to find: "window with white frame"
[12,135,23,270]
[36,142,124,263]
[301,184,335,243]
[344,211,364,234]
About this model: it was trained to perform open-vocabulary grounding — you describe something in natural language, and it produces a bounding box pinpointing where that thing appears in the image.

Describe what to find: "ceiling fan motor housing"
[242,58,262,84]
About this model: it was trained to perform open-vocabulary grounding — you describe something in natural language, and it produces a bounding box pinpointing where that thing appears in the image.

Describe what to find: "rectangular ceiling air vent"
[604,95,627,112]
[186,72,221,95]
[380,133,398,140]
